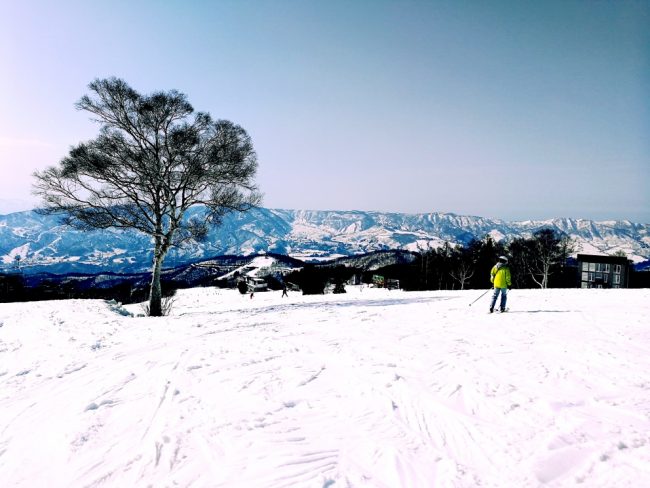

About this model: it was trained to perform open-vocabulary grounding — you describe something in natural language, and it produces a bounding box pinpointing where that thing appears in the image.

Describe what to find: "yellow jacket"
[490,263,512,288]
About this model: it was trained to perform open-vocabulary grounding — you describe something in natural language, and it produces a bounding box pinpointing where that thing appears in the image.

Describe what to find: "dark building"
[576,254,630,288]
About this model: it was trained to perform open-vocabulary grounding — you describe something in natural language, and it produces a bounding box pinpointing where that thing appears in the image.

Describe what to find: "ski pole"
[469,288,491,306]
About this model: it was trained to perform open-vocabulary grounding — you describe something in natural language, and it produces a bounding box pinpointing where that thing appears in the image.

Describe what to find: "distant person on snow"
[490,256,512,313]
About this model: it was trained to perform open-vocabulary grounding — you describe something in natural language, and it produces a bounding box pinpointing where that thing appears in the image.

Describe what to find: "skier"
[281,284,288,298]
[489,255,511,313]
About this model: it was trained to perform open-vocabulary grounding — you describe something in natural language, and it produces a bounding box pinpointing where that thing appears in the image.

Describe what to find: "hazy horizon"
[2,203,648,226]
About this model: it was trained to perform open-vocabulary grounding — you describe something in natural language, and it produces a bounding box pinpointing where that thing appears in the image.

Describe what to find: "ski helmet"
[498,255,508,263]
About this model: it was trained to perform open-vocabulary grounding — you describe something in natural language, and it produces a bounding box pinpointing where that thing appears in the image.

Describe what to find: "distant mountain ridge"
[1,207,648,274]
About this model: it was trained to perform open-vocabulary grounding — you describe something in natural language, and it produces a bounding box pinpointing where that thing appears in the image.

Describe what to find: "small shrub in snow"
[237,281,248,294]
[140,291,176,317]
[333,282,346,294]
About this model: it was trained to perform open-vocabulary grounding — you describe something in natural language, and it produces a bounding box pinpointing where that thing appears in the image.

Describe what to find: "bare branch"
[33,78,261,316]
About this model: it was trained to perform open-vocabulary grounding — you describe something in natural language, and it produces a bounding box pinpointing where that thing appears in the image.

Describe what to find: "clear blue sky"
[1,0,648,222]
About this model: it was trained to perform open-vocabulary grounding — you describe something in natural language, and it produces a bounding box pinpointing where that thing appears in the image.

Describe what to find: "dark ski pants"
[490,287,508,311]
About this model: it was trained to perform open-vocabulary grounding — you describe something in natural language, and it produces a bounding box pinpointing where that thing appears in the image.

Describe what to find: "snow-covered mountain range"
[1,207,649,274]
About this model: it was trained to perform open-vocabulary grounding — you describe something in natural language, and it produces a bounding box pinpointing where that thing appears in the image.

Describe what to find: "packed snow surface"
[1,287,649,487]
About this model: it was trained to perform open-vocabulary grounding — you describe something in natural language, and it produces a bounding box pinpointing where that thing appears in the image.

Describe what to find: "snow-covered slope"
[1,288,649,486]
[1,208,648,274]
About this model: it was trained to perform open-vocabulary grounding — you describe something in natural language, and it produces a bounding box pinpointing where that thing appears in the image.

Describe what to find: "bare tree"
[33,78,261,316]
[528,228,574,289]
[450,244,475,290]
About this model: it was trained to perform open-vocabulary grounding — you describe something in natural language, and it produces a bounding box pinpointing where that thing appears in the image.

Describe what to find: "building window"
[582,272,588,281]
[582,262,589,271]
[589,263,596,272]
[614,274,620,284]
[602,274,608,283]
[615,264,622,274]
[604,264,610,272]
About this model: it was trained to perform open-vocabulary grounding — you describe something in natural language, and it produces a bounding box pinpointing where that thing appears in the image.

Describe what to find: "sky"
[1,0,648,222]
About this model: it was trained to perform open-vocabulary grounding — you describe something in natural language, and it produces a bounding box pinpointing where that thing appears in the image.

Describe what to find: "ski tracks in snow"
[186,295,508,487]
[1,289,650,487]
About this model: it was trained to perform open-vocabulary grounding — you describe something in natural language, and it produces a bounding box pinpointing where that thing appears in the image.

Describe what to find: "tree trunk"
[541,262,550,289]
[148,247,166,317]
